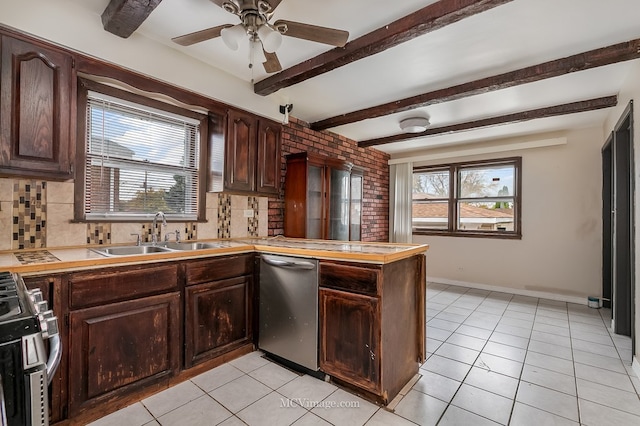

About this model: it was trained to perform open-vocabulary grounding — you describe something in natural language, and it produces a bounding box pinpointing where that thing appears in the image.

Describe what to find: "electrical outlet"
[243,209,254,218]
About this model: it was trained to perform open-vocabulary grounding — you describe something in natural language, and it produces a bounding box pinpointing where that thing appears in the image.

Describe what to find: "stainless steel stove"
[0,272,61,426]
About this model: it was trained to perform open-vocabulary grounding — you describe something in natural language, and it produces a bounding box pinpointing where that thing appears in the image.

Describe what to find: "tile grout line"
[434,286,519,426]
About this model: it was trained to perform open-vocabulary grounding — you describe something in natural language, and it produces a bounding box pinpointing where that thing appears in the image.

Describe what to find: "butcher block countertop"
[0,237,429,274]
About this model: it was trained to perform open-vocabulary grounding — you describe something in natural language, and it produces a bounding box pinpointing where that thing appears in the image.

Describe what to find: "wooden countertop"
[0,238,429,275]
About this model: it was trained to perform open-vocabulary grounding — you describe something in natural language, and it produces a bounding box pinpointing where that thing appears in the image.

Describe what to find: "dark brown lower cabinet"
[68,292,180,416]
[185,275,252,367]
[318,255,426,404]
[319,288,380,393]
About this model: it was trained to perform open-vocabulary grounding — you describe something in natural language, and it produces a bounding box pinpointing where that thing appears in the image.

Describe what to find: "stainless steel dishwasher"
[259,254,319,371]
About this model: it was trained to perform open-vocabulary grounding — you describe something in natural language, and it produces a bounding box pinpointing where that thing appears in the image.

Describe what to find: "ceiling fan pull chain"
[249,41,255,84]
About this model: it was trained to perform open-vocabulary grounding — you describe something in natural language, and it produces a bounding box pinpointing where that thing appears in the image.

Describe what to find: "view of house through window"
[81,88,203,221]
[413,158,521,238]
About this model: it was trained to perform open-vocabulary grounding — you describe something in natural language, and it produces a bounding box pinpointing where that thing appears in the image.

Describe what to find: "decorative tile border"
[184,222,197,240]
[87,223,112,245]
[141,223,155,244]
[218,194,231,238]
[248,196,259,237]
[15,250,60,264]
[12,180,46,250]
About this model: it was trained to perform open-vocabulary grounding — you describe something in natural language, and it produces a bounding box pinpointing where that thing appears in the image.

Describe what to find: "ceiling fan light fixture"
[221,23,245,51]
[257,24,282,53]
[399,117,430,133]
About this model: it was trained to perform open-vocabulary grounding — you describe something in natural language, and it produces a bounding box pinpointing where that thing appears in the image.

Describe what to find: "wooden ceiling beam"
[357,95,618,148]
[102,0,163,38]
[253,0,513,96]
[315,39,640,131]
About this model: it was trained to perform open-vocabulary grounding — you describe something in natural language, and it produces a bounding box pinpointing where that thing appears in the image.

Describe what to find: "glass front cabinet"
[284,152,363,241]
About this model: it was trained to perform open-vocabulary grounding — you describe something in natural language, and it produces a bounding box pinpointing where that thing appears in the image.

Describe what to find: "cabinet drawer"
[319,262,381,296]
[186,254,253,285]
[69,264,179,309]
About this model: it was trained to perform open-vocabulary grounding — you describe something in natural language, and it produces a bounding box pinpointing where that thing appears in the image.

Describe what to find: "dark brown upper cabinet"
[224,109,281,195]
[0,35,75,180]
[256,119,281,194]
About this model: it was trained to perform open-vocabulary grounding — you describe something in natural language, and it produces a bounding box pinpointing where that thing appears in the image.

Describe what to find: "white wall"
[412,128,605,303]
[603,59,640,372]
[0,0,282,122]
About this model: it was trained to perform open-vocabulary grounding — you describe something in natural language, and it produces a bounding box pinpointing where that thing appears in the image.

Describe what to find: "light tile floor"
[88,283,640,426]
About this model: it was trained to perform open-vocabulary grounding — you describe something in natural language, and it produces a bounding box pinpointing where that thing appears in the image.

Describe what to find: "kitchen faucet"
[152,211,167,244]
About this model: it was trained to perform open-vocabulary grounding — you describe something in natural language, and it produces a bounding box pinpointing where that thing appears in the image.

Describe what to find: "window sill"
[412,230,521,240]
[71,217,205,224]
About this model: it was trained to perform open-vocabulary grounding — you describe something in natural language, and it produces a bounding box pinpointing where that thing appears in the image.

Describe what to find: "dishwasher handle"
[262,257,316,270]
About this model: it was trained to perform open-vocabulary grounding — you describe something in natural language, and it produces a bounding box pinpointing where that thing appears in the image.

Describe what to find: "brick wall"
[268,117,390,242]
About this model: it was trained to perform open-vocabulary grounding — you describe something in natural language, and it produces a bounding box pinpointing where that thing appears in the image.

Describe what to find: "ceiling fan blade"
[263,51,282,73]
[274,20,349,47]
[172,24,232,46]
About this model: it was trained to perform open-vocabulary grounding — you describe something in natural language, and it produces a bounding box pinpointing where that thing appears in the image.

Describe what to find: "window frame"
[74,78,209,222]
[412,157,522,239]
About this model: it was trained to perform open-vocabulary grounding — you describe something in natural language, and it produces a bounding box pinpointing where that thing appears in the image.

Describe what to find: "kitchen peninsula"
[0,238,427,424]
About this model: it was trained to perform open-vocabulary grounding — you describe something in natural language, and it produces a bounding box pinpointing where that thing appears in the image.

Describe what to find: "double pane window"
[412,158,521,238]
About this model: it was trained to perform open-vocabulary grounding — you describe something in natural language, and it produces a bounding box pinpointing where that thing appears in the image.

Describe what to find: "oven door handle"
[46,334,62,385]
[0,374,8,426]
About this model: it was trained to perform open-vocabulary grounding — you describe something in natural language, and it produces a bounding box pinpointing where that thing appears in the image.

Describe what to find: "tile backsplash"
[0,177,269,251]
[87,223,111,245]
[11,180,46,250]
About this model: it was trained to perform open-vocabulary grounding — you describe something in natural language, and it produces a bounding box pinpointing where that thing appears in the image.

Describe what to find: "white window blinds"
[84,91,200,220]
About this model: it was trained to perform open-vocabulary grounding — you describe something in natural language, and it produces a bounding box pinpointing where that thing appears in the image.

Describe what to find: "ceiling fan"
[172,0,349,73]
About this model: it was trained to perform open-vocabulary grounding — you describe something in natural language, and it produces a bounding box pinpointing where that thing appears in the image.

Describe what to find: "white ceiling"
[72,0,640,158]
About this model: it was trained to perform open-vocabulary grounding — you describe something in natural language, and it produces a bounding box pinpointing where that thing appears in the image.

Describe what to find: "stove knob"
[40,310,55,321]
[38,310,58,338]
[28,289,44,303]
[34,300,48,313]
[43,315,59,339]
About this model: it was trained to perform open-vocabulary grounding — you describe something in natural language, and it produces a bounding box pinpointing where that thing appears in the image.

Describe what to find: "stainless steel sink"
[91,245,174,257]
[158,241,228,251]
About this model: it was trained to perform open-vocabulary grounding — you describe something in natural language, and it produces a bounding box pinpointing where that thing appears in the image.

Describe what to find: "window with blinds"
[83,90,201,221]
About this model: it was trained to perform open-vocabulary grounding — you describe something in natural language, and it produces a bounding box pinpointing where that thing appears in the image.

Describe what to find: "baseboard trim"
[428,276,589,305]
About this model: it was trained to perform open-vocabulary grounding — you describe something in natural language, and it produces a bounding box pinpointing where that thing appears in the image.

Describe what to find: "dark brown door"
[184,276,252,367]
[225,110,257,192]
[610,102,634,338]
[68,293,180,416]
[602,136,613,310]
[0,36,74,179]
[319,288,380,393]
